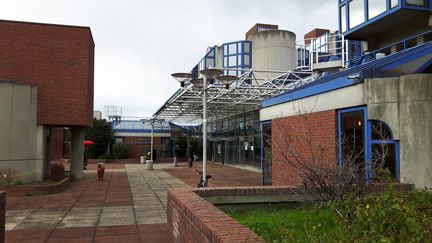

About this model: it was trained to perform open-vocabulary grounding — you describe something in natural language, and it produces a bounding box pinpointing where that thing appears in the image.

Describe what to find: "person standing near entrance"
[186,142,194,168]
[173,144,180,167]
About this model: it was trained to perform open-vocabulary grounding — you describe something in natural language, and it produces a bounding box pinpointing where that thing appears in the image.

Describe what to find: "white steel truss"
[153,68,313,122]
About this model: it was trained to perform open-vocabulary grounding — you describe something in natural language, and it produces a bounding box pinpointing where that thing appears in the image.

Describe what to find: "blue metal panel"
[113,129,170,133]
[262,41,432,109]
[415,57,432,72]
[379,44,432,72]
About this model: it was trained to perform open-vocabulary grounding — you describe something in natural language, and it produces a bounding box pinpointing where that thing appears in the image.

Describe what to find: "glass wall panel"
[244,42,250,53]
[229,44,236,54]
[406,0,426,6]
[226,139,238,164]
[228,70,237,76]
[245,113,254,136]
[237,116,244,136]
[368,0,387,19]
[391,0,398,7]
[341,5,347,32]
[349,0,365,29]
[229,56,237,66]
[206,58,215,68]
[372,144,397,179]
[244,55,250,66]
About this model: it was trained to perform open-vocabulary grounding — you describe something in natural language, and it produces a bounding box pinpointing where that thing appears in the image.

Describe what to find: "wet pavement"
[5,162,260,242]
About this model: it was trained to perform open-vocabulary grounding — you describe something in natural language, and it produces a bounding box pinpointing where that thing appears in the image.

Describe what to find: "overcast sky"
[1,0,337,118]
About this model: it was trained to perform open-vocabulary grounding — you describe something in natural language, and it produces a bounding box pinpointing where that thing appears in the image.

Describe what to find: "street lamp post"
[198,69,223,186]
[141,118,165,162]
[172,70,235,187]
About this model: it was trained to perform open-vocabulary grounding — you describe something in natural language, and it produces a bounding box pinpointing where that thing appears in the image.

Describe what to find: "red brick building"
[0,20,94,126]
[271,110,338,186]
[0,20,94,180]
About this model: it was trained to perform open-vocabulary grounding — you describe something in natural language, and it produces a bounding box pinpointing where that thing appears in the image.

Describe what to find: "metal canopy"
[153,68,313,123]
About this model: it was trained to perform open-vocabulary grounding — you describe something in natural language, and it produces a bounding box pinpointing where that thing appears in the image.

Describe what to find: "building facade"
[112,120,172,160]
[0,20,94,181]
[260,0,432,188]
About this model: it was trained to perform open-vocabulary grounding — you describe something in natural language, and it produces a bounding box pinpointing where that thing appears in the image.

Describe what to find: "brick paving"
[163,161,261,187]
[5,162,260,242]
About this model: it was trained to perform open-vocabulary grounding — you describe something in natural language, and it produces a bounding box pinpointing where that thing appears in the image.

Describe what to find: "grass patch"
[226,190,432,242]
[227,205,337,242]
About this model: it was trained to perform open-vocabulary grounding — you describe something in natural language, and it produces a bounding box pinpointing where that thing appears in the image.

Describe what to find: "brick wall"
[272,110,338,186]
[304,28,330,44]
[51,127,65,161]
[0,20,94,126]
[122,137,170,160]
[0,191,4,243]
[167,188,264,243]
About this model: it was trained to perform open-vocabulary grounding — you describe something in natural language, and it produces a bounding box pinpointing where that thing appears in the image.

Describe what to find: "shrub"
[0,168,19,187]
[112,143,130,159]
[50,163,65,181]
[329,189,432,242]
[84,118,113,159]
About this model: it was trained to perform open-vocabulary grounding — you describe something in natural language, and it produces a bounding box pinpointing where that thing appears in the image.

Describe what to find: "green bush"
[84,118,113,159]
[112,143,130,159]
[330,189,432,242]
[50,163,65,181]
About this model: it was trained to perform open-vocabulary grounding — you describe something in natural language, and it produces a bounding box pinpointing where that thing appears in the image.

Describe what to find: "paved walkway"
[5,162,260,242]
[6,164,189,242]
[163,162,261,187]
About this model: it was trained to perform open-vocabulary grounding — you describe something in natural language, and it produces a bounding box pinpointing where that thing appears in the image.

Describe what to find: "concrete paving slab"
[136,216,167,225]
[14,219,60,230]
[57,218,98,228]
[98,217,135,227]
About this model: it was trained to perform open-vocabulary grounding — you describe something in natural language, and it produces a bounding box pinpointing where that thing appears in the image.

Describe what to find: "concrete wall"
[0,81,43,182]
[251,30,296,81]
[364,74,432,188]
[260,74,432,188]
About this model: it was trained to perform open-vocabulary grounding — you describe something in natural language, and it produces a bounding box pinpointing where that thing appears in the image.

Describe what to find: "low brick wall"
[167,184,413,243]
[0,191,5,243]
[167,186,308,243]
[3,177,71,197]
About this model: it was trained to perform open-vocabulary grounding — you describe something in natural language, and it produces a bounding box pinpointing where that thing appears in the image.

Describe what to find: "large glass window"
[391,0,399,8]
[340,5,347,32]
[368,0,387,19]
[228,56,236,66]
[244,55,250,66]
[244,42,250,53]
[222,41,252,76]
[228,44,236,54]
[406,0,427,6]
[349,0,365,29]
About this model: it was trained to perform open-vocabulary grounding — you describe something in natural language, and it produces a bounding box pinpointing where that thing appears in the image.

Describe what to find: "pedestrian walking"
[187,142,194,168]
[173,144,180,167]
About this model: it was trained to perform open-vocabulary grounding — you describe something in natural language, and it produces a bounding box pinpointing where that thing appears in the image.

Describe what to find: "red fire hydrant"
[97,162,105,181]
